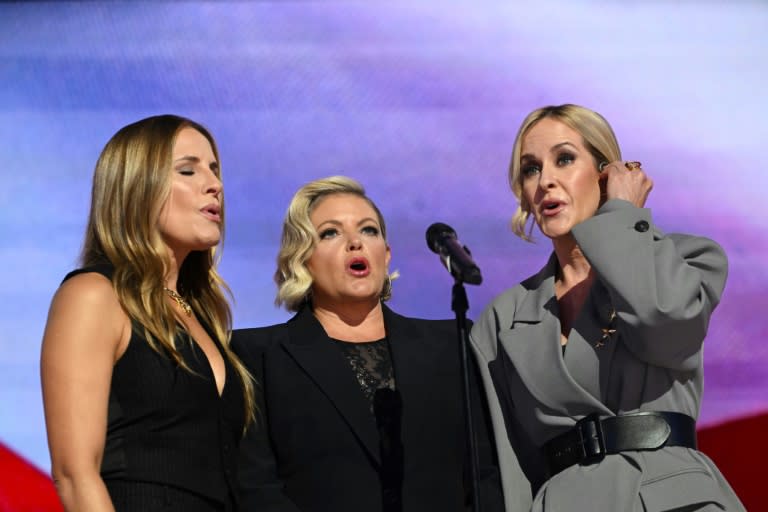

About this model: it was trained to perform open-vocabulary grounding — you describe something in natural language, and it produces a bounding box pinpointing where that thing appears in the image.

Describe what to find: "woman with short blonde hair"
[233,175,503,512]
[274,175,394,311]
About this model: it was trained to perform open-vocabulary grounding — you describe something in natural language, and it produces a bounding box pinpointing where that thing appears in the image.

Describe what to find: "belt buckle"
[576,413,606,464]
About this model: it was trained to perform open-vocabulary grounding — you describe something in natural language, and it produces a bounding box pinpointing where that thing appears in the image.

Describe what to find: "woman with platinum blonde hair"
[233,176,503,512]
[41,115,254,512]
[274,176,396,311]
[471,104,745,511]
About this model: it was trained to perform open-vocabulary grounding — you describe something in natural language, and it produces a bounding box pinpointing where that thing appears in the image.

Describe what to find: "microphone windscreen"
[425,222,456,254]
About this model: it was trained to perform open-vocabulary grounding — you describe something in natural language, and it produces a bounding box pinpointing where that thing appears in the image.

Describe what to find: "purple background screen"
[1,1,766,471]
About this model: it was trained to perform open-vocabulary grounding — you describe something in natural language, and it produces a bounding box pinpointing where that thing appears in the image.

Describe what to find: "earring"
[380,274,393,301]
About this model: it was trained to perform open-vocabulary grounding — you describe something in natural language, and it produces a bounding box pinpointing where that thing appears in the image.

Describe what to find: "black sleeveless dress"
[64,265,245,511]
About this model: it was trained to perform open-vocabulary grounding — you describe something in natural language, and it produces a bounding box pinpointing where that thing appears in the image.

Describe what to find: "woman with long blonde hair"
[41,115,255,511]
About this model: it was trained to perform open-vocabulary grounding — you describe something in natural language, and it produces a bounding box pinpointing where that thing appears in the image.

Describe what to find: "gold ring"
[624,161,642,171]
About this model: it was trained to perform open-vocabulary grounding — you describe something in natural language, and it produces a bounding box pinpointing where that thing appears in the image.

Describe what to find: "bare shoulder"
[54,270,118,304]
[42,271,131,493]
[44,271,130,360]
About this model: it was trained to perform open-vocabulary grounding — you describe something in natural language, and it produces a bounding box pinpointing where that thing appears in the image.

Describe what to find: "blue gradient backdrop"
[1,1,766,471]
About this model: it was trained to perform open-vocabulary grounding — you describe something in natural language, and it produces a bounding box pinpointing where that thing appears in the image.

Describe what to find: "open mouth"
[201,205,221,221]
[541,200,563,214]
[347,258,370,276]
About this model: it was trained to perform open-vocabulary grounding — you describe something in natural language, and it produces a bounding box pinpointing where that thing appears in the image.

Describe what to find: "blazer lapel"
[383,305,444,399]
[498,253,612,417]
[565,279,620,403]
[280,308,381,465]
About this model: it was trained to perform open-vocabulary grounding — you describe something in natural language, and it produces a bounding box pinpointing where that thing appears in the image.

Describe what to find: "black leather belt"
[543,411,697,476]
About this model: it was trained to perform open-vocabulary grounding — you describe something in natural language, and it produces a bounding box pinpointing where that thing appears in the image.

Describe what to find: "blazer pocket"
[639,468,725,511]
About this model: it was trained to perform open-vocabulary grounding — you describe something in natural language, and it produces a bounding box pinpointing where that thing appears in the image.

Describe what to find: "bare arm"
[41,272,130,512]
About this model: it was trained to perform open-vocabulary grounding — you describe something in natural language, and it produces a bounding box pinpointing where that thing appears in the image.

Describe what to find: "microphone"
[425,223,482,285]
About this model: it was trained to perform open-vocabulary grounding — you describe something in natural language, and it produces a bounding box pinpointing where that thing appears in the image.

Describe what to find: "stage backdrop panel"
[0,1,766,471]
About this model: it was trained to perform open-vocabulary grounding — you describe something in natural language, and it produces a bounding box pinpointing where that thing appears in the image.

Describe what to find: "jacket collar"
[279,303,414,466]
[495,252,616,418]
[511,252,615,328]
[512,252,559,324]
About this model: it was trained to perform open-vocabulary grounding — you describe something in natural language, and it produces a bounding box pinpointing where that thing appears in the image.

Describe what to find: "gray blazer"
[470,200,745,511]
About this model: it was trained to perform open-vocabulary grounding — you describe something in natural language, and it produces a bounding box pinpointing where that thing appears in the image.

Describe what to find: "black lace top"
[333,338,395,410]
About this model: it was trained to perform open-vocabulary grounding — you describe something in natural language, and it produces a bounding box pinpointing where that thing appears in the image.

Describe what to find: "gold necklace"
[595,308,617,348]
[164,287,192,316]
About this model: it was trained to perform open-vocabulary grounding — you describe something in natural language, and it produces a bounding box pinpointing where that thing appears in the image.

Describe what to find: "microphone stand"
[451,278,482,512]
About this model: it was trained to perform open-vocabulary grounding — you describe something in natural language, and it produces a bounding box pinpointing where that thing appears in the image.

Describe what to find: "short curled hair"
[508,104,622,241]
[275,175,397,311]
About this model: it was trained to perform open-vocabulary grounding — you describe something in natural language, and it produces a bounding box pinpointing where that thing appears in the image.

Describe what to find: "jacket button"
[634,220,650,232]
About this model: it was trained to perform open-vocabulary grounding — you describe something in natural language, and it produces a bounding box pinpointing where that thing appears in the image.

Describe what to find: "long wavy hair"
[81,114,255,428]
[275,175,398,312]
[508,104,622,241]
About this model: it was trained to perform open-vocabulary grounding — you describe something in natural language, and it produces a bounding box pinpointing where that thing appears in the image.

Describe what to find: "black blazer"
[232,305,504,512]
